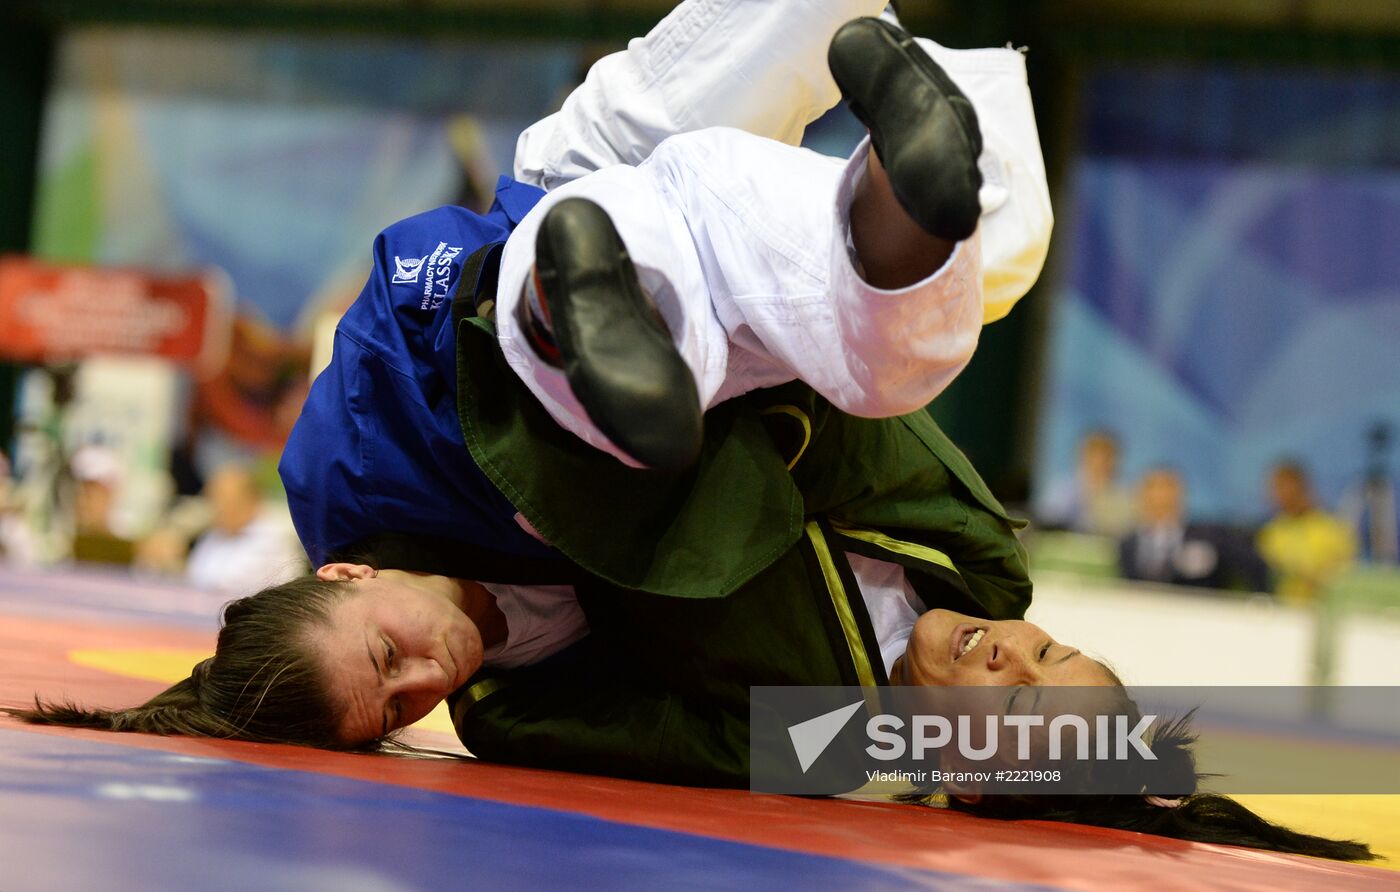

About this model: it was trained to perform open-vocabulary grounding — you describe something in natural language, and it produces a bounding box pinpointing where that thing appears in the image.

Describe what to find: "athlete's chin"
[457,652,483,689]
[455,631,485,688]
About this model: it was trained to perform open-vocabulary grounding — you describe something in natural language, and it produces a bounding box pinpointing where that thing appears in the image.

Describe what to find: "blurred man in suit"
[1039,429,1136,537]
[1118,467,1266,591]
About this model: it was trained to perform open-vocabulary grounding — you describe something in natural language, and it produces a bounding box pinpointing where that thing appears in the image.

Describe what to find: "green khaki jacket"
[440,318,1031,787]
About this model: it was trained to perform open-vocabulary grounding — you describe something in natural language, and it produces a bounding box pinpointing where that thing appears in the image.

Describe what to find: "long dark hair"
[5,576,378,751]
[937,705,1375,863]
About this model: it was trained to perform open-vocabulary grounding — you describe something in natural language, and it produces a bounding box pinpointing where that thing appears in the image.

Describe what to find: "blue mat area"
[0,729,1053,892]
[0,566,224,629]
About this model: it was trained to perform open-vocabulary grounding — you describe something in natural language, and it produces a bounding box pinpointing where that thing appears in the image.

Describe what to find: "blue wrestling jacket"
[279,177,567,575]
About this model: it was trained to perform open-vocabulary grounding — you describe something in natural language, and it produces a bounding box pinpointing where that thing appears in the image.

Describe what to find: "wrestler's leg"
[496,160,719,469]
[915,37,1052,321]
[514,0,1051,318]
[663,127,985,420]
[514,0,888,189]
[496,124,984,468]
[525,197,704,472]
[496,22,1002,464]
[849,143,957,290]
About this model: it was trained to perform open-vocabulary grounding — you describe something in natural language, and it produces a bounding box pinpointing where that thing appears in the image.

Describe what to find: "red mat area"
[2,578,1396,891]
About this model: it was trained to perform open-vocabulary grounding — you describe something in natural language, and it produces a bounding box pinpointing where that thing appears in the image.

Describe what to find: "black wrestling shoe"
[828,17,983,242]
[530,197,703,471]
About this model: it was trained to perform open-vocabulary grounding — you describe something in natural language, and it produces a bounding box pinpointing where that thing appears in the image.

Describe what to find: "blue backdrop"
[1036,66,1400,521]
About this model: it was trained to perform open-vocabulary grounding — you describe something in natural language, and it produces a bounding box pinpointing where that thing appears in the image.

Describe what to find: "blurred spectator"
[182,463,307,597]
[1040,429,1136,537]
[1118,467,1267,591]
[134,525,190,576]
[71,444,123,536]
[1257,461,1358,606]
[70,443,138,564]
[0,450,40,565]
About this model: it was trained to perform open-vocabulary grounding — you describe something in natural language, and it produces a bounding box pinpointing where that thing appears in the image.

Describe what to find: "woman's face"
[892,608,1112,687]
[307,569,483,745]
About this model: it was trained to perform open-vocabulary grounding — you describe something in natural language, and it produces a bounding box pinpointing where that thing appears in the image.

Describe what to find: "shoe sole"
[828,17,983,241]
[533,197,703,471]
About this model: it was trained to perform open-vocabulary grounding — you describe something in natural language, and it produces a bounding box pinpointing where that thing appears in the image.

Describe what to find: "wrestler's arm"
[452,667,753,787]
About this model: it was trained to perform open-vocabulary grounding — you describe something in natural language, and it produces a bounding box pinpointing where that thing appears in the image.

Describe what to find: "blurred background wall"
[1037,64,1400,521]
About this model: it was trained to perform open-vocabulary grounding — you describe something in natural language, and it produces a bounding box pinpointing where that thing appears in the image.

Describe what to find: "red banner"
[0,255,232,373]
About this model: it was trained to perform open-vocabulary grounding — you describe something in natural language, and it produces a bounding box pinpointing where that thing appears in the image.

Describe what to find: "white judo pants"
[497,129,983,466]
[498,0,1054,466]
[514,0,1053,321]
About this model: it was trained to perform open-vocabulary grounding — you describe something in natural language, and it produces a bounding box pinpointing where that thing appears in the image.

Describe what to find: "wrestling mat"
[2,566,1396,891]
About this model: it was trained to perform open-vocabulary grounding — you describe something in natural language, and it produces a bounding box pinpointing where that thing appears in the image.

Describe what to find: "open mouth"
[950,624,986,662]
